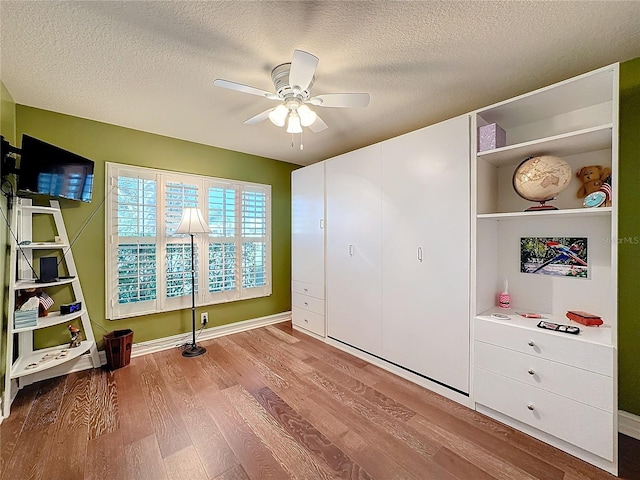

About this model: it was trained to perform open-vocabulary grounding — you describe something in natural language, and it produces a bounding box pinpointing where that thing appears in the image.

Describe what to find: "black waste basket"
[104,329,134,370]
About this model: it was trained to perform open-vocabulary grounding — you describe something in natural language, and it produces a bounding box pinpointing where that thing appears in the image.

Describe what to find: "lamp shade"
[175,207,209,234]
[268,104,288,127]
[286,112,303,134]
[297,104,317,127]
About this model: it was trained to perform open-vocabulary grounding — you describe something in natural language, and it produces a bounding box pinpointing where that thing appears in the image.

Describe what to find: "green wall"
[1,80,17,404]
[618,57,640,416]
[15,105,298,349]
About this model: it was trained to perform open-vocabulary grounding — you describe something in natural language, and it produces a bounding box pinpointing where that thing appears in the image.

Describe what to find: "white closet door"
[291,162,325,286]
[326,144,382,355]
[381,115,471,393]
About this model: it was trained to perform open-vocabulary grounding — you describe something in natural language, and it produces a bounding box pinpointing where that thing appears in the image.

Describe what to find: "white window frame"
[105,162,272,320]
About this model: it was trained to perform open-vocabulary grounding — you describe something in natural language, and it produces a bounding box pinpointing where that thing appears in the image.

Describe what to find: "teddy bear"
[576,165,611,198]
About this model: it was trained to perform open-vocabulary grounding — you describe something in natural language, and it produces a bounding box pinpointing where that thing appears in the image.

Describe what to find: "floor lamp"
[175,207,209,357]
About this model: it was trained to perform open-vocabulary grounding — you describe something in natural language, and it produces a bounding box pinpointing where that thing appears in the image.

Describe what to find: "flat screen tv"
[17,134,94,203]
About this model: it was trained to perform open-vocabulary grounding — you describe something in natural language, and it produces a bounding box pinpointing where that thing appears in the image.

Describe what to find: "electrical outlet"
[201,312,208,325]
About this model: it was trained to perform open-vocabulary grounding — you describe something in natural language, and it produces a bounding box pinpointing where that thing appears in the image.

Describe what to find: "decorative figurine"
[68,325,82,348]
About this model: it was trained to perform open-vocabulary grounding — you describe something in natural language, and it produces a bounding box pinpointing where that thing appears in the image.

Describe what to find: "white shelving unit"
[472,64,619,474]
[3,198,100,417]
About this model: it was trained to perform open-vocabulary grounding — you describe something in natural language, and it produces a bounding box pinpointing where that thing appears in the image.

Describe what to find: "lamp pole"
[176,207,208,358]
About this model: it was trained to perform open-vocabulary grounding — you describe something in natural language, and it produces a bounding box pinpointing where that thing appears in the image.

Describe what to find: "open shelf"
[19,205,60,214]
[477,207,612,220]
[477,124,612,167]
[10,340,95,379]
[13,277,76,290]
[13,309,86,333]
[17,242,69,250]
[475,308,613,347]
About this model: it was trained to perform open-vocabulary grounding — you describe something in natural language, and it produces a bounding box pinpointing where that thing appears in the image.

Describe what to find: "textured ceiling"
[1,1,639,166]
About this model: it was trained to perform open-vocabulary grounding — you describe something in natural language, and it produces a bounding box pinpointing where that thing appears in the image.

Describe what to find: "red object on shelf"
[566,310,604,326]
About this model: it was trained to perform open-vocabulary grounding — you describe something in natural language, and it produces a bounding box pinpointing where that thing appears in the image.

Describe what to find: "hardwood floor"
[1,322,638,480]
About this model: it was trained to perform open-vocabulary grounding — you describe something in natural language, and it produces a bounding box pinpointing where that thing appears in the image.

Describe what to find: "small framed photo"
[520,237,588,278]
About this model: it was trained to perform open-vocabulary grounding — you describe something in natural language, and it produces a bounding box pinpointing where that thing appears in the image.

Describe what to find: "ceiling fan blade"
[308,115,328,133]
[308,93,370,108]
[244,108,273,125]
[214,79,279,99]
[289,50,319,92]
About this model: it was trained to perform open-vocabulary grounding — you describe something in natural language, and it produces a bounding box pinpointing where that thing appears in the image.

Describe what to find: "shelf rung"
[19,205,59,214]
[10,341,95,379]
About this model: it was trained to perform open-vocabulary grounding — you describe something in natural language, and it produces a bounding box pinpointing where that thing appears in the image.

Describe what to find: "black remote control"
[537,320,580,335]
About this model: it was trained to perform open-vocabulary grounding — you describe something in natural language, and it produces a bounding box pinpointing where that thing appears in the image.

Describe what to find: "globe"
[512,155,572,210]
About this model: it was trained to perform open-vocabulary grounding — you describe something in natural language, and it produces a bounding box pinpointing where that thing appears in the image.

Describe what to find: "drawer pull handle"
[527,404,535,411]
[304,318,309,323]
[304,288,308,292]
[528,369,535,375]
[528,340,535,347]
[304,302,309,306]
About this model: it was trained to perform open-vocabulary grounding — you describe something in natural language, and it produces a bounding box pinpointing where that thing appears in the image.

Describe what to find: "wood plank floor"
[2,322,639,480]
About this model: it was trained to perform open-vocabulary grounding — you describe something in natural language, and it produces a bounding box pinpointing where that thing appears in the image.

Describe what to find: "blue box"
[14,309,38,328]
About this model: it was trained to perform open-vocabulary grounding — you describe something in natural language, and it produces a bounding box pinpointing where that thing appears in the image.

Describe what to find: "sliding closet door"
[325,144,382,356]
[381,115,471,393]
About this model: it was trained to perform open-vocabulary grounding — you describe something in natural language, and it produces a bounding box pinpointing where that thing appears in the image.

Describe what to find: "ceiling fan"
[214,50,370,147]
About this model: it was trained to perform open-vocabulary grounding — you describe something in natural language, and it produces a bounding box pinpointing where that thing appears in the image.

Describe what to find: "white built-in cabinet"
[472,64,619,474]
[325,144,383,355]
[381,115,470,394]
[291,63,619,475]
[324,117,471,396]
[291,162,326,337]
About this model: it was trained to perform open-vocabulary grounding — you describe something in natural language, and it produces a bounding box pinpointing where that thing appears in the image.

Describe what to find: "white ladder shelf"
[3,198,100,417]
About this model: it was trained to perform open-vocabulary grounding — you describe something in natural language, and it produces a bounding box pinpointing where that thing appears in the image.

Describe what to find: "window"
[105,163,271,319]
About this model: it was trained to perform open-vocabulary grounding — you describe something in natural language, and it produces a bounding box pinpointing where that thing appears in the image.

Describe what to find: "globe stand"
[525,201,558,212]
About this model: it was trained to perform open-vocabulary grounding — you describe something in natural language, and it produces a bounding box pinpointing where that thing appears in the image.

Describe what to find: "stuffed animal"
[576,165,611,198]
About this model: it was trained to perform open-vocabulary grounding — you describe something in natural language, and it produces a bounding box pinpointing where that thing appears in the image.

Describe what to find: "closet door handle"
[349,244,354,256]
[417,246,423,262]
[320,219,324,230]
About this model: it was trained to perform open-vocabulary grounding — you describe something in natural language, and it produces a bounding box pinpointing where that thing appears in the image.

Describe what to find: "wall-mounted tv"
[17,135,94,203]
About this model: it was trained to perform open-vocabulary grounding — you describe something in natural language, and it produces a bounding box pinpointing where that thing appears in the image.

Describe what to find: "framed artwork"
[520,237,588,278]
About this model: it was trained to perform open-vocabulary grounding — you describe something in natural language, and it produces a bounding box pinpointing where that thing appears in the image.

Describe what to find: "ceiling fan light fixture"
[286,112,303,134]
[298,104,317,127]
[268,104,288,127]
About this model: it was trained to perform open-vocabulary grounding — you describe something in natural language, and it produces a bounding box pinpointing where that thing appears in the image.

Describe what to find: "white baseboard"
[14,311,291,387]
[619,410,640,440]
[130,311,291,357]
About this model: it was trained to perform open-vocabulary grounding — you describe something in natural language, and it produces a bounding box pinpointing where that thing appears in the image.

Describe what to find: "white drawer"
[474,341,613,412]
[292,281,325,299]
[292,306,325,337]
[474,368,613,461]
[292,292,325,315]
[474,318,613,376]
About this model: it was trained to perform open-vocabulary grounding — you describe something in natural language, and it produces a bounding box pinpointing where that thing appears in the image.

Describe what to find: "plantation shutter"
[162,179,203,310]
[106,165,159,318]
[240,184,271,299]
[204,183,238,303]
